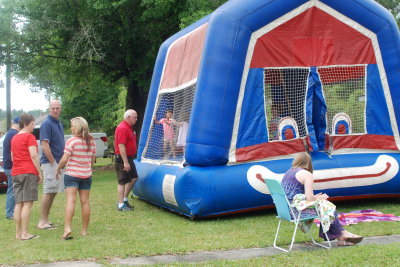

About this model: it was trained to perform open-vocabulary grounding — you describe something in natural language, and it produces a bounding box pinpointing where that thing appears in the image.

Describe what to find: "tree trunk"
[126,78,148,141]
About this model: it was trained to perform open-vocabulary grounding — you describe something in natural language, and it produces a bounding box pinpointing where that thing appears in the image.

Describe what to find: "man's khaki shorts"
[41,163,65,194]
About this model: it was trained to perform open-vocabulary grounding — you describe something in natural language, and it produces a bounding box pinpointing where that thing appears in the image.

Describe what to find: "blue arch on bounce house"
[134,0,400,218]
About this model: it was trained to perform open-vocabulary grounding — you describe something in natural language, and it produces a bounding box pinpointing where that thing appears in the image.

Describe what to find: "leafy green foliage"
[59,75,123,134]
[377,0,400,25]
[0,0,221,135]
[179,0,227,28]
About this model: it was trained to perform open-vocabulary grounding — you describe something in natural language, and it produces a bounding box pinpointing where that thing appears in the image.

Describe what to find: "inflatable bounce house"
[134,0,400,218]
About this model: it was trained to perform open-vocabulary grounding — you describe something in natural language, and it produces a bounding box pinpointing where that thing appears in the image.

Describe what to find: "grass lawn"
[0,160,399,266]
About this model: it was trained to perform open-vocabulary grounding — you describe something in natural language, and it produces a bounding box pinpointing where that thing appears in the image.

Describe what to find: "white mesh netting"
[264,68,309,141]
[319,65,366,134]
[264,66,366,141]
[143,85,195,162]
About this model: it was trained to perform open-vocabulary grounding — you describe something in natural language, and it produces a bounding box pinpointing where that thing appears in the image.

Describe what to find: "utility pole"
[5,53,11,130]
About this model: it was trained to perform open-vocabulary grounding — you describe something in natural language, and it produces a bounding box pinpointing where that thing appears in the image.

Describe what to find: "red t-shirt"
[114,120,137,156]
[11,132,39,176]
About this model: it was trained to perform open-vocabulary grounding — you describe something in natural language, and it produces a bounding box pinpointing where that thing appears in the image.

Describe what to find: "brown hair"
[19,113,35,129]
[291,152,313,173]
[70,117,93,151]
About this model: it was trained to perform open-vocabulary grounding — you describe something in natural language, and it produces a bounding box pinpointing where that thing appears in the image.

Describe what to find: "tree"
[179,0,227,28]
[0,0,206,135]
[0,1,25,129]
[377,0,400,25]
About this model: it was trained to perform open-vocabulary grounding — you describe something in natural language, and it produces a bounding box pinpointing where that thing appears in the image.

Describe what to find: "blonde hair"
[291,152,313,173]
[70,117,93,150]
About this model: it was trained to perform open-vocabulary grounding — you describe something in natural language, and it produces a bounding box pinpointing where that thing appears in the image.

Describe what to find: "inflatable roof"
[134,0,400,218]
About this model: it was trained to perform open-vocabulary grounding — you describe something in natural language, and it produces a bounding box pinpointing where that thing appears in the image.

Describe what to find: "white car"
[64,133,109,158]
[0,134,6,162]
[0,135,7,193]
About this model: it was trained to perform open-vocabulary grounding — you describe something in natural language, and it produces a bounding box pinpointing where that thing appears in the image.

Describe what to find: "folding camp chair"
[265,178,331,252]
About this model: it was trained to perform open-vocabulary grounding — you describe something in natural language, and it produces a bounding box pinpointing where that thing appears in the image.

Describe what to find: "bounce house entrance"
[265,65,366,153]
[321,65,366,135]
[143,84,195,163]
[265,68,309,141]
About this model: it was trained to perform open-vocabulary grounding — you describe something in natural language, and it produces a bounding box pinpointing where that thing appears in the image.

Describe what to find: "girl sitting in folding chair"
[281,152,363,246]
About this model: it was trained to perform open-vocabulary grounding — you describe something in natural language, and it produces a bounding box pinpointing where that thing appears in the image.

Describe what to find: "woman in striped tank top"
[57,117,96,240]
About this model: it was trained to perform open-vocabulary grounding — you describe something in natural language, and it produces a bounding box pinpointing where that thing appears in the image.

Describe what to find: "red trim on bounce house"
[314,162,391,183]
[325,133,331,151]
[319,65,365,84]
[160,24,207,90]
[332,134,398,150]
[236,138,307,162]
[305,136,313,152]
[250,7,376,68]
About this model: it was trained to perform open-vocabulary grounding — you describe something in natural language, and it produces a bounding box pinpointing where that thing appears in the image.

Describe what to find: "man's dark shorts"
[115,156,138,185]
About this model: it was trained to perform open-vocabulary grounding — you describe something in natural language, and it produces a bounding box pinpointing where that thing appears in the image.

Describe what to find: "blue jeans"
[4,169,15,218]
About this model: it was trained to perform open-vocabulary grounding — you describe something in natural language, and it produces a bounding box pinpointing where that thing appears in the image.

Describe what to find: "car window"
[33,128,40,140]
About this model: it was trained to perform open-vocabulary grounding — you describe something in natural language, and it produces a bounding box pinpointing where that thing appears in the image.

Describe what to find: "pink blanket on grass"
[338,209,400,225]
[315,209,400,226]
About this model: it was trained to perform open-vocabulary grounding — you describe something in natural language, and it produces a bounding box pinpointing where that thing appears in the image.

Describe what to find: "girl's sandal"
[337,241,355,246]
[344,236,363,244]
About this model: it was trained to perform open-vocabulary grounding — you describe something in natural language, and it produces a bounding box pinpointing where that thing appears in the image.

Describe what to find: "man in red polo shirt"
[114,109,138,211]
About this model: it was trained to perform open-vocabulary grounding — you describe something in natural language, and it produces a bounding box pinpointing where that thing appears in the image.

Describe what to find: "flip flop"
[344,236,363,244]
[62,236,74,240]
[337,241,355,246]
[22,235,39,241]
[38,226,56,230]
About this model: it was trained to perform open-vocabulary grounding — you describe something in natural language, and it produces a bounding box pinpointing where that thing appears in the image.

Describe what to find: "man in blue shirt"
[37,100,65,229]
[3,117,20,219]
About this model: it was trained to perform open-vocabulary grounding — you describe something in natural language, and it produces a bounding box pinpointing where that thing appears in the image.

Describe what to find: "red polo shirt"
[114,120,137,157]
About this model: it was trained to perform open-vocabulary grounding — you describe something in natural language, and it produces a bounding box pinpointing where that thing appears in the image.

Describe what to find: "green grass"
[93,157,113,167]
[0,167,399,266]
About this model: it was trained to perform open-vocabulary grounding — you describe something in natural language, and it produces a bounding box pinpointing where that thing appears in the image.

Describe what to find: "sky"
[0,77,49,112]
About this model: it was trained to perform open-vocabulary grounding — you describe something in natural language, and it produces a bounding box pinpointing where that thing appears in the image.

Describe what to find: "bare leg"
[14,203,23,239]
[38,193,57,228]
[118,184,125,204]
[163,140,168,159]
[20,201,34,240]
[79,189,91,236]
[170,140,176,158]
[124,179,136,198]
[63,187,77,238]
